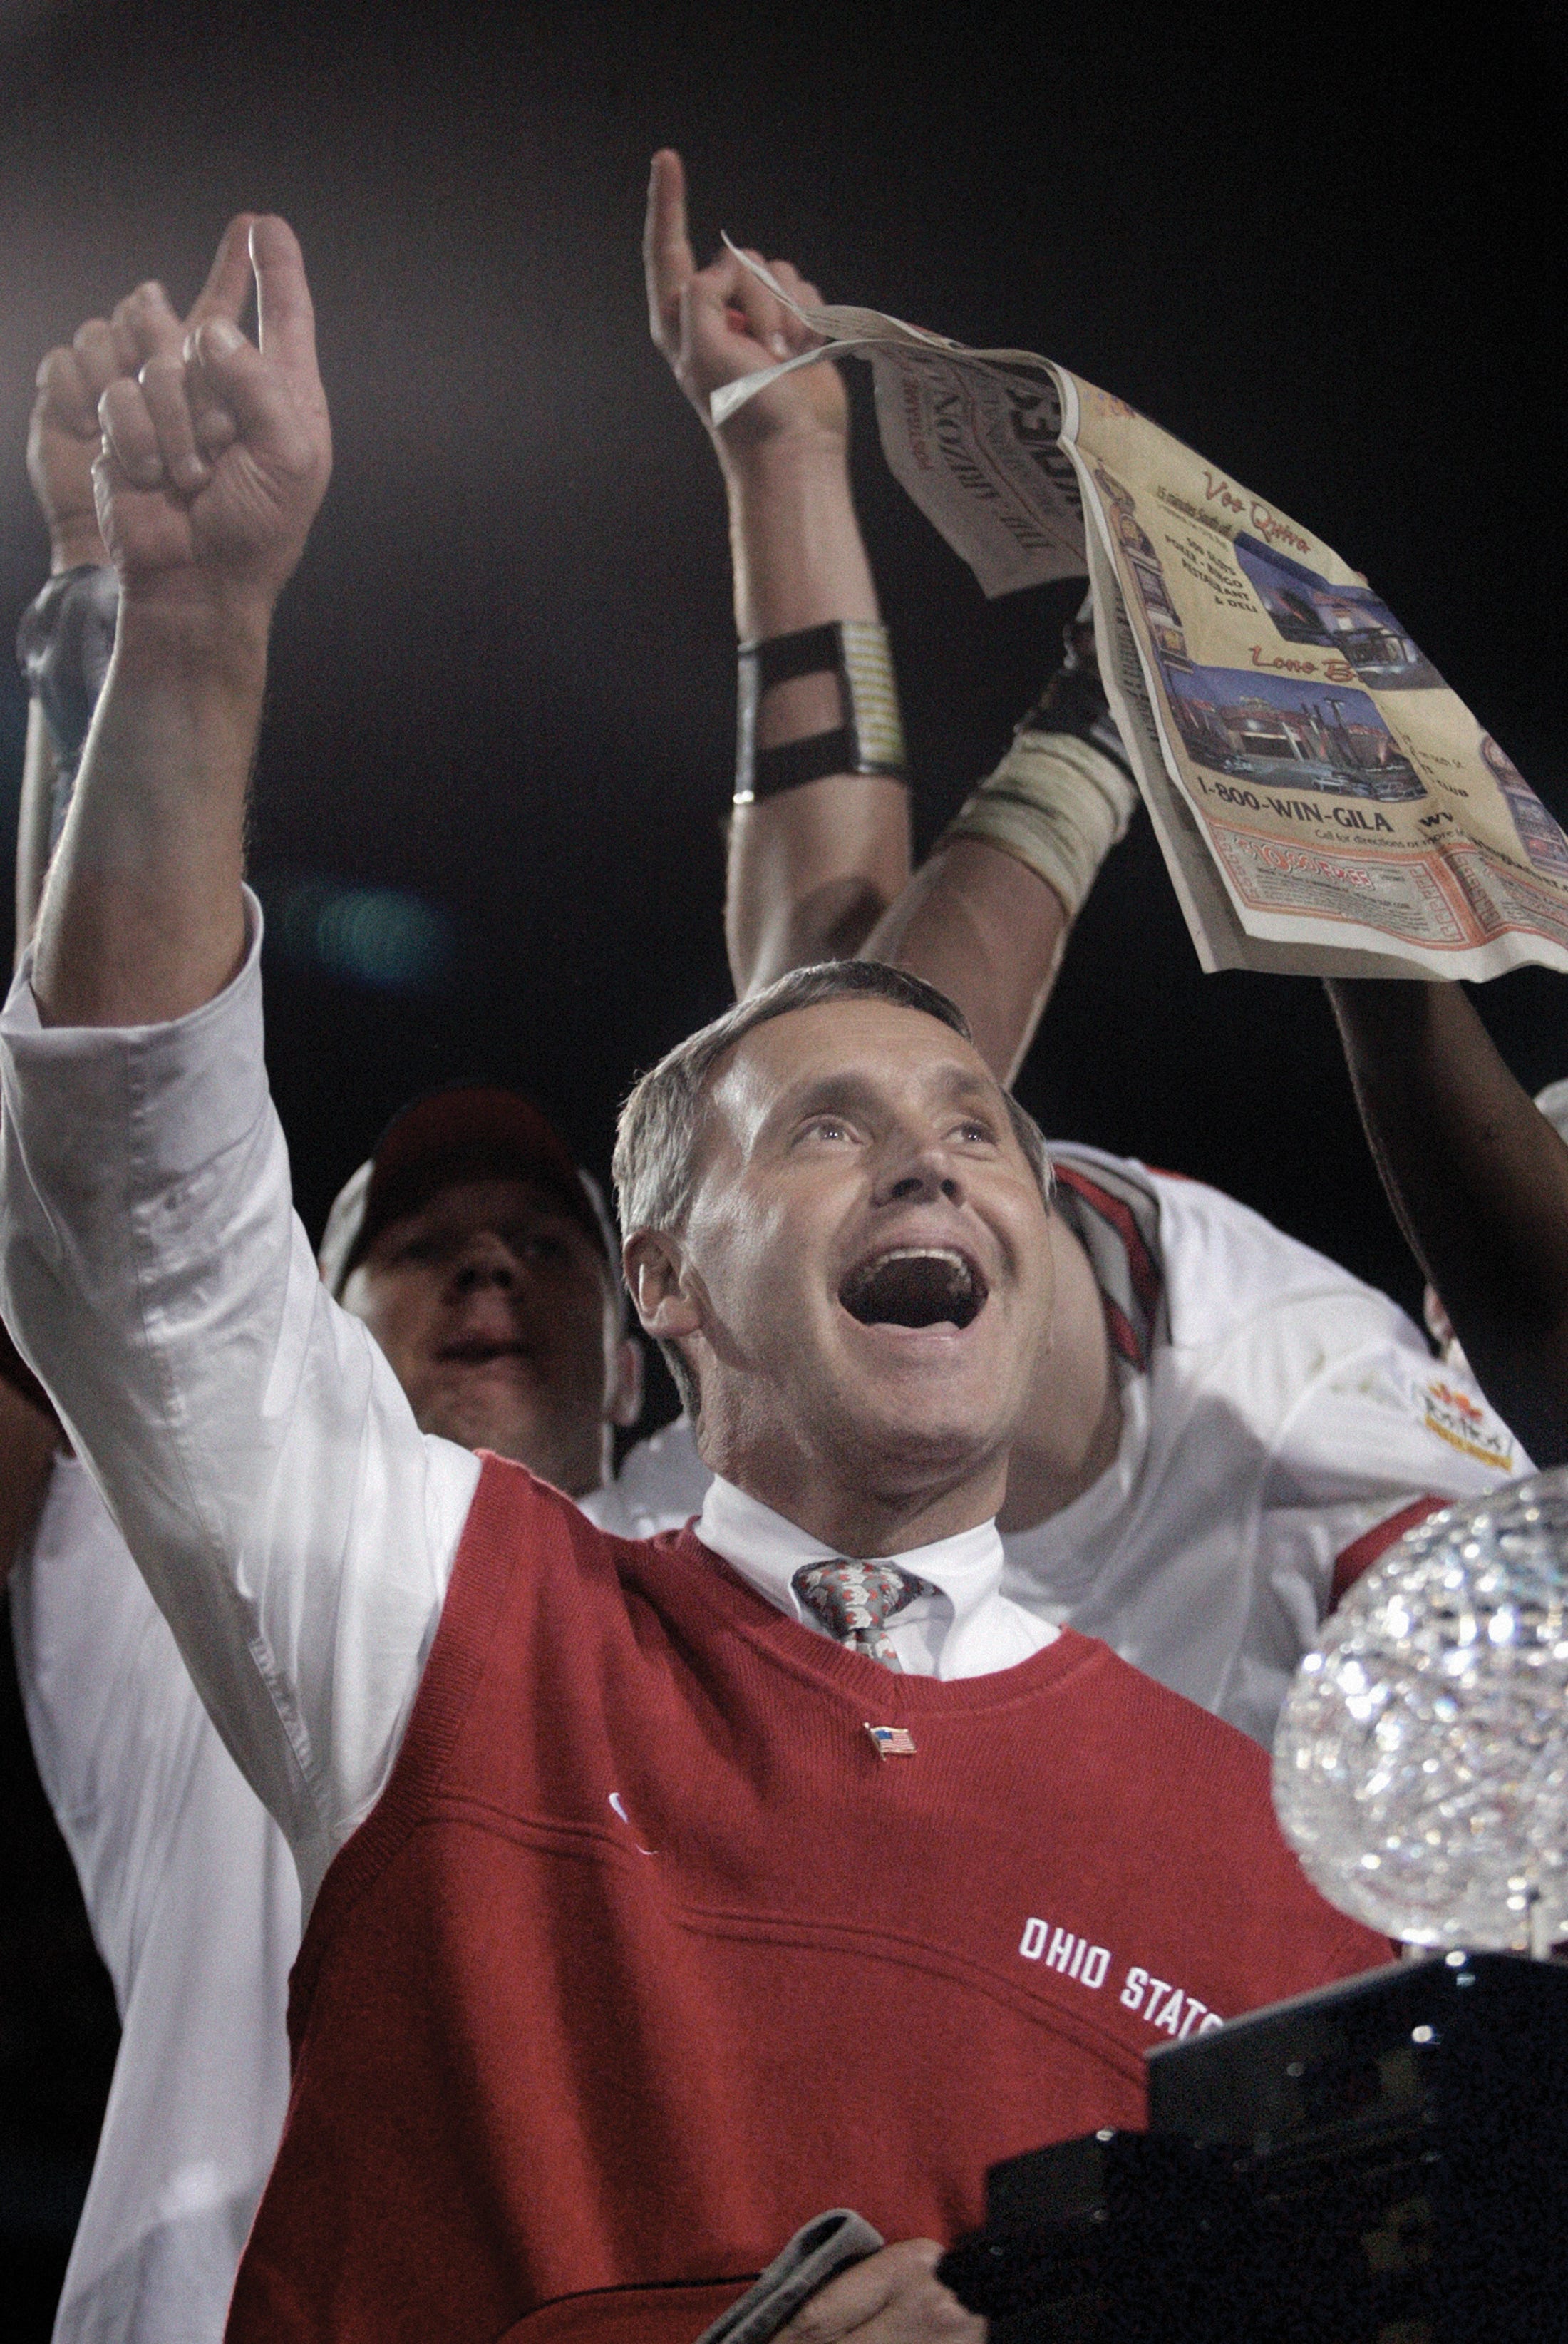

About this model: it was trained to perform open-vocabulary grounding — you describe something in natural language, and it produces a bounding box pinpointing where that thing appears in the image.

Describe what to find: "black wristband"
[736,620,907,806]
[749,728,862,801]
[747,621,845,692]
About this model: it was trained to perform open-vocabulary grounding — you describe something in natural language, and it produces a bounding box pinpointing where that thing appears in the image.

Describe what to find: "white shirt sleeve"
[0,898,479,1914]
[1259,1295,1525,1581]
[1221,1292,1527,1745]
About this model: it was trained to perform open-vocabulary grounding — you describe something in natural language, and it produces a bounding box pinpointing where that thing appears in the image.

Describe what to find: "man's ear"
[623,1229,703,1341]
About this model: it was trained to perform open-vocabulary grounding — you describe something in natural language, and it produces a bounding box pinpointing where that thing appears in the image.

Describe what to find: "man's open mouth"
[838,1246,988,1331]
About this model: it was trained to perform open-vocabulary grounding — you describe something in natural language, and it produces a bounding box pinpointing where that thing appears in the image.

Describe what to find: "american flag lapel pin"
[865,1724,917,1759]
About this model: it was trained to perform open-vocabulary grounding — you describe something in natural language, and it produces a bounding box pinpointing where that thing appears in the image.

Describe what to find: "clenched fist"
[93,214,331,615]
[28,217,258,575]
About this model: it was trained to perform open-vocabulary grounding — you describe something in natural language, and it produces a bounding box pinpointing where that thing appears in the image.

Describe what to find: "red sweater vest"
[228,1457,1388,2341]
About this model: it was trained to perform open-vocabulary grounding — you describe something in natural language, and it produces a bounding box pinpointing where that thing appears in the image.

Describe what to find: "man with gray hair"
[611,957,1054,1423]
[0,216,1389,2341]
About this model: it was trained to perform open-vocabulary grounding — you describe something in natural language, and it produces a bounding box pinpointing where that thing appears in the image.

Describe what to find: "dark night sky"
[2,0,1564,1295]
[0,0,1564,2313]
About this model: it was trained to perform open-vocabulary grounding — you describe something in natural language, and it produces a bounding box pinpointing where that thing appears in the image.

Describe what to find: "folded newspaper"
[715,255,1568,981]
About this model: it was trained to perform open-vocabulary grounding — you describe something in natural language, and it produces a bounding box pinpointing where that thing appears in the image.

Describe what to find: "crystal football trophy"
[1273,1467,1568,1955]
[939,1474,1568,2340]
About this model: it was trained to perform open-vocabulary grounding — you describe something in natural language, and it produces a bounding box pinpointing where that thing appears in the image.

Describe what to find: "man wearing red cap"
[316,1086,643,1495]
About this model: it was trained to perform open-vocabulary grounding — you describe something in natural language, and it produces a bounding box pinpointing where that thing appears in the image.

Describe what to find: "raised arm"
[645,150,911,991]
[16,312,120,960]
[4,248,269,1579]
[1326,977,1568,1465]
[14,230,257,966]
[1,222,478,1911]
[0,297,133,1568]
[862,609,1138,1083]
[646,155,1137,1078]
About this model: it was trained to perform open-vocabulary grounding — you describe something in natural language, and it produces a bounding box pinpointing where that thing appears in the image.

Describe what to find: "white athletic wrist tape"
[941,727,1140,920]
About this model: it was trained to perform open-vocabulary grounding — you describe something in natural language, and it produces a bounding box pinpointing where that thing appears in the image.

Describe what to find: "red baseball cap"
[317,1086,615,1295]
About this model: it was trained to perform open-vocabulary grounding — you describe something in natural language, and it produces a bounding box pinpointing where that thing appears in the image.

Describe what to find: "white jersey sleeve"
[1229,1287,1522,1745]
[1002,1149,1525,1748]
[11,1458,298,2343]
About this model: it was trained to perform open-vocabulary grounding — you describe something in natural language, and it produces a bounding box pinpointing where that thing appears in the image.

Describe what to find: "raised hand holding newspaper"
[715,252,1568,980]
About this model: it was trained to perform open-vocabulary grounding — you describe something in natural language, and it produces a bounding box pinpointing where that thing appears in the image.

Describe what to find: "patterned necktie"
[791,1559,937,1670]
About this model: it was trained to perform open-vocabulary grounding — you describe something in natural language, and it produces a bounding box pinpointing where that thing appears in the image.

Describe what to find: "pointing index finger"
[644,148,695,346]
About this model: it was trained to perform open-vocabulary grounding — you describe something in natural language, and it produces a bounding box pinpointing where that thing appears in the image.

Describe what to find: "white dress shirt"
[0,901,1047,1926]
[11,1459,299,2344]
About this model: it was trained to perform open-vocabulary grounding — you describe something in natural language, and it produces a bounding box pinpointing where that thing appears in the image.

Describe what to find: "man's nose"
[449,1235,523,1294]
[877,1146,964,1208]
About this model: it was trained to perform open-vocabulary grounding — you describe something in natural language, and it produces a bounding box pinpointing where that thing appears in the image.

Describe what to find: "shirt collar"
[694,1473,1006,1630]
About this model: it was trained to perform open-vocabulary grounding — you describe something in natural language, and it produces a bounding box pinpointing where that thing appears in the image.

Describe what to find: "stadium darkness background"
[0,0,1562,2323]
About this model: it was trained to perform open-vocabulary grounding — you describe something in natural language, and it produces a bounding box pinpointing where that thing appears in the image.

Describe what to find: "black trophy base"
[939,1953,1568,2343]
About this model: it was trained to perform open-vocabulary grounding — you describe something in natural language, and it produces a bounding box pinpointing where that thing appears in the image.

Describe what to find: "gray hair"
[612,960,1052,1417]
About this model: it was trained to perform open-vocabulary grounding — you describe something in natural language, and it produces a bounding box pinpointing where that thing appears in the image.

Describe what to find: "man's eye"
[518,1233,569,1262]
[955,1119,997,1145]
[799,1116,855,1144]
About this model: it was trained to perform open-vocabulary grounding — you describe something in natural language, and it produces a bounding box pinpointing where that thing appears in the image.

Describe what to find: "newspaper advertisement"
[715,261,1568,981]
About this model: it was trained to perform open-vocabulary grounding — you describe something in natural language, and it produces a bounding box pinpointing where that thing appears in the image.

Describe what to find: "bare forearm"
[1326,977,1568,1462]
[722,435,910,992]
[864,838,1068,1086]
[33,595,265,1029]
[723,433,879,642]
[862,615,1134,1083]
[644,160,912,994]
